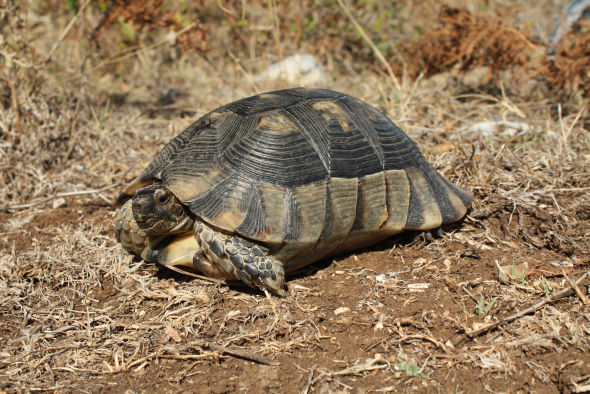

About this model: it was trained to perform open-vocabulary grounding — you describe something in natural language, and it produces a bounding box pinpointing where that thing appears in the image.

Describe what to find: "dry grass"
[1,0,589,393]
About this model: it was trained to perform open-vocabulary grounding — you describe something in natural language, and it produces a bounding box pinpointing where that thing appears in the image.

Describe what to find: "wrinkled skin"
[132,182,195,235]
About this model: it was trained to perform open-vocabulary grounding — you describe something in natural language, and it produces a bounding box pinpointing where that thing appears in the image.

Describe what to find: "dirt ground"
[1,0,590,393]
[1,190,589,393]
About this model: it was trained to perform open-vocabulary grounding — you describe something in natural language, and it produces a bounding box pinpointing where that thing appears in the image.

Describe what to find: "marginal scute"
[423,166,467,223]
[315,177,358,250]
[380,169,410,234]
[254,182,287,248]
[345,172,388,244]
[404,168,442,230]
[276,180,327,263]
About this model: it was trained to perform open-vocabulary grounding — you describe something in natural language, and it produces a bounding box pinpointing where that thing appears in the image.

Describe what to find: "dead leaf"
[165,325,182,343]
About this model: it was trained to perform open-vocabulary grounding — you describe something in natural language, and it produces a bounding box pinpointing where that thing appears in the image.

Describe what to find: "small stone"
[52,197,66,209]
[334,307,349,315]
[165,325,182,343]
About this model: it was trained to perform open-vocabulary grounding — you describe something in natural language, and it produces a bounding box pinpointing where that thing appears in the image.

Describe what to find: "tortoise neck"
[169,214,195,234]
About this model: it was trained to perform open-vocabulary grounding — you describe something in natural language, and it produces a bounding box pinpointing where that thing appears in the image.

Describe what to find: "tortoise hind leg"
[424,227,444,241]
[195,222,287,297]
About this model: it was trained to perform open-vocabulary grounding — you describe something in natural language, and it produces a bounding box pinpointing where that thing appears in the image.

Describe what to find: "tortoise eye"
[158,195,169,204]
[154,189,170,205]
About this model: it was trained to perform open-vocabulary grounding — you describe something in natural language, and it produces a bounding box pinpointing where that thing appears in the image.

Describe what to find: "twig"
[364,333,446,352]
[190,340,280,366]
[562,268,588,305]
[553,186,590,192]
[461,286,480,303]
[43,0,92,64]
[158,263,225,284]
[0,160,139,211]
[227,50,260,94]
[336,0,402,93]
[6,72,22,135]
[301,365,316,394]
[8,315,109,344]
[467,273,588,338]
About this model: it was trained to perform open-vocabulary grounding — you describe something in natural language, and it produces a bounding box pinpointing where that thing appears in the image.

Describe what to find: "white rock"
[253,54,325,85]
[52,197,66,209]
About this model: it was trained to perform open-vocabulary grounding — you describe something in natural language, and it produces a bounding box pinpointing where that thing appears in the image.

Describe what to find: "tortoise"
[113,88,472,297]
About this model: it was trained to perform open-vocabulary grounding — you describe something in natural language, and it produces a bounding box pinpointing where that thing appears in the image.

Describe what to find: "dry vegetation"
[0,0,589,393]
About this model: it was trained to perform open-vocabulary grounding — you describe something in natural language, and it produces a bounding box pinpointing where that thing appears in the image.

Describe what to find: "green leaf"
[65,0,78,10]
[117,18,136,42]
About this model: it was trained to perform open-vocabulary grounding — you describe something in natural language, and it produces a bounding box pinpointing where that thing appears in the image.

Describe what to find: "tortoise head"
[131,182,194,235]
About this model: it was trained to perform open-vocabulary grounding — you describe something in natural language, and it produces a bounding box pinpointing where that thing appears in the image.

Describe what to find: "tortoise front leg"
[115,199,148,256]
[195,222,287,297]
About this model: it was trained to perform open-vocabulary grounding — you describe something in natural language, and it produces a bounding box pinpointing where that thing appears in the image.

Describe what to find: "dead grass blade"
[467,273,588,338]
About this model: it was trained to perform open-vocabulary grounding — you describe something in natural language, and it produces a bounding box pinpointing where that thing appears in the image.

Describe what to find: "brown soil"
[1,199,588,394]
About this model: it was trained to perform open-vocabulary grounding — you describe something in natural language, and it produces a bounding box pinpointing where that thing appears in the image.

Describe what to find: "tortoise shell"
[115,88,472,271]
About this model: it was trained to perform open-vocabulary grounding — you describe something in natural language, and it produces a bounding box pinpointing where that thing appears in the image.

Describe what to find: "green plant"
[539,276,557,297]
[91,99,110,132]
[475,295,497,316]
[509,260,528,284]
[395,357,424,377]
